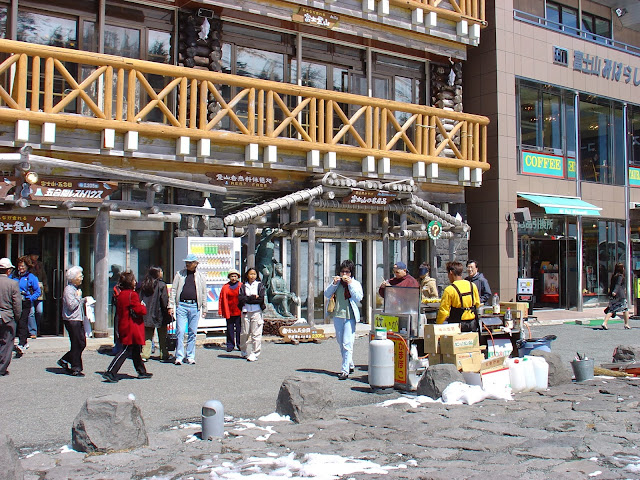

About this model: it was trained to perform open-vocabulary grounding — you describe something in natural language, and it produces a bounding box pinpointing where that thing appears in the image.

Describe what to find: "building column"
[290,204,301,319]
[365,213,374,324]
[93,208,109,338]
[382,212,390,279]
[400,213,408,265]
[246,224,256,269]
[307,202,316,326]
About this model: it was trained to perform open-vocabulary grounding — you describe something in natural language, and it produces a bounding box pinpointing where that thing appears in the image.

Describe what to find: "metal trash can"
[202,400,224,440]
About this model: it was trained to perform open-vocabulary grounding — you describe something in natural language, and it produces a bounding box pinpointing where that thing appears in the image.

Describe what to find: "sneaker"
[174,359,183,365]
[138,372,153,379]
[240,351,248,358]
[71,371,85,377]
[338,372,349,380]
[185,358,196,365]
[246,353,257,362]
[30,335,37,339]
[24,343,29,350]
[57,359,71,372]
[349,366,355,373]
[102,372,118,383]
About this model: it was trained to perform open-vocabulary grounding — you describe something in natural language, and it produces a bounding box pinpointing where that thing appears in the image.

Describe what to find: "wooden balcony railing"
[391,0,486,24]
[0,39,489,169]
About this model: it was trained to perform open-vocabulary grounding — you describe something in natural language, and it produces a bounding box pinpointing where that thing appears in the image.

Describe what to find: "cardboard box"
[424,324,462,352]
[428,353,443,365]
[440,351,484,372]
[423,324,461,353]
[486,338,513,358]
[499,302,528,320]
[439,332,480,354]
[463,356,510,390]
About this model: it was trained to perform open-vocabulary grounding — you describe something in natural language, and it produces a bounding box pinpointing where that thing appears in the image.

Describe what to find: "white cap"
[0,258,14,269]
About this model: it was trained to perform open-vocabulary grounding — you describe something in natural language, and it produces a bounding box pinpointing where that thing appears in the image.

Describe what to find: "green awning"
[517,193,601,216]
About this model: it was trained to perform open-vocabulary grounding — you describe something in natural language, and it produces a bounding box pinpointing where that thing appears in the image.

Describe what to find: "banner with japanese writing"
[0,215,49,234]
[28,179,118,203]
[207,171,276,189]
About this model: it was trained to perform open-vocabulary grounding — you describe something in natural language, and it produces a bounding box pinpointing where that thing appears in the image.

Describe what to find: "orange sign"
[390,336,407,384]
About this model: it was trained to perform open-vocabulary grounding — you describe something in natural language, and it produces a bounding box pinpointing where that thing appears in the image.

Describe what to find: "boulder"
[72,394,148,453]
[276,374,335,423]
[612,345,640,363]
[0,434,23,480]
[417,364,465,399]
[530,350,572,386]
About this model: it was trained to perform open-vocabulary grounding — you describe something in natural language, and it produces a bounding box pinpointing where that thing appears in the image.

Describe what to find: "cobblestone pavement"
[17,377,640,479]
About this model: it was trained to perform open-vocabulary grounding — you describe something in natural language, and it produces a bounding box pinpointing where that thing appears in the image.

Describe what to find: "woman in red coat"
[218,268,242,352]
[102,271,151,383]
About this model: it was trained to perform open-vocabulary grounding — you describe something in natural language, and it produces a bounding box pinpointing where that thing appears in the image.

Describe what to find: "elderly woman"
[102,271,150,383]
[57,266,86,376]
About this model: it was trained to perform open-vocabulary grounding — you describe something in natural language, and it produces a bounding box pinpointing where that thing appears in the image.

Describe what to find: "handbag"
[327,293,336,313]
[166,321,177,351]
[128,292,143,322]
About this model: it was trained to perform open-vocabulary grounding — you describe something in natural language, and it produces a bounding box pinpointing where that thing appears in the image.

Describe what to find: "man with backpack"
[436,261,480,333]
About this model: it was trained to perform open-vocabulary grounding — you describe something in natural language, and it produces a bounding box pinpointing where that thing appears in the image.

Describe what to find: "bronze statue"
[268,262,299,318]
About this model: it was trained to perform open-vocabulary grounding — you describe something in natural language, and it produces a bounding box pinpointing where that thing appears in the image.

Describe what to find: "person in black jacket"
[602,262,630,330]
[465,260,492,305]
[238,268,266,362]
[139,267,173,362]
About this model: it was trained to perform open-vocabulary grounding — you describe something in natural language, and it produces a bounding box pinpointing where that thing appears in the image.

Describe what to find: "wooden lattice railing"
[0,39,488,168]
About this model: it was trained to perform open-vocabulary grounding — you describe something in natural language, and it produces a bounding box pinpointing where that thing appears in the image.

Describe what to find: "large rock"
[530,350,572,386]
[72,394,148,453]
[417,364,465,399]
[276,374,334,423]
[0,434,23,480]
[612,345,640,363]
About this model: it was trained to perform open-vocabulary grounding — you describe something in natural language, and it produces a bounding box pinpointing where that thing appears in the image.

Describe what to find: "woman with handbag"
[102,271,151,383]
[602,262,631,330]
[139,267,173,362]
[324,259,363,380]
[238,268,265,362]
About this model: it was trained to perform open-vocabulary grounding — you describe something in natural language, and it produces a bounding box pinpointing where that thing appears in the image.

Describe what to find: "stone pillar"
[93,208,109,338]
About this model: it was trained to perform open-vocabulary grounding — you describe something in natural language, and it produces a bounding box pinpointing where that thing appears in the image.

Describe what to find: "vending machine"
[173,237,242,332]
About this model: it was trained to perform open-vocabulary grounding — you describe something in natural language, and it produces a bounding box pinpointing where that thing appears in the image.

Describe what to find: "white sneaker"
[241,351,248,358]
[246,353,257,362]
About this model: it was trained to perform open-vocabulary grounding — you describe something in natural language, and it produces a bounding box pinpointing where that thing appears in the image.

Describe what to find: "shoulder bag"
[327,293,336,313]
[128,291,143,322]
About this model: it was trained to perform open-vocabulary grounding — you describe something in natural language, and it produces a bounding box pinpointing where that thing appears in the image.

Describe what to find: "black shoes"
[102,372,118,383]
[349,366,355,373]
[71,371,85,377]
[338,372,349,380]
[137,372,153,379]
[57,359,71,372]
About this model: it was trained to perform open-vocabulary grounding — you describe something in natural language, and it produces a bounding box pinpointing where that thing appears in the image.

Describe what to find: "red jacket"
[218,281,242,319]
[116,289,147,345]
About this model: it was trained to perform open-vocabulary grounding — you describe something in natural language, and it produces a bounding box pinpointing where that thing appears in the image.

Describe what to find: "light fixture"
[25,171,38,184]
[615,8,627,18]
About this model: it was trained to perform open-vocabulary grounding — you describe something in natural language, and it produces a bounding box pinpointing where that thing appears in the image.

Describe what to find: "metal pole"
[575,91,584,312]
[382,212,390,280]
[307,202,316,326]
[365,213,374,324]
[624,102,632,309]
[247,225,256,269]
[290,204,301,319]
[93,208,109,338]
[400,213,408,265]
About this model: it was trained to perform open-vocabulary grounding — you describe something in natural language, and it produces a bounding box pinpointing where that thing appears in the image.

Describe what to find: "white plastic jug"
[528,356,549,391]
[506,358,526,393]
[521,357,536,392]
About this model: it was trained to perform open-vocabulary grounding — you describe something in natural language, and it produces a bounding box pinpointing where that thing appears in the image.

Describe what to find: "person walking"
[102,271,151,382]
[238,268,265,362]
[170,254,207,365]
[602,262,631,330]
[218,268,242,352]
[0,258,22,377]
[437,261,481,332]
[57,266,87,376]
[465,260,492,305]
[140,267,172,362]
[28,252,47,338]
[10,256,40,358]
[324,259,363,380]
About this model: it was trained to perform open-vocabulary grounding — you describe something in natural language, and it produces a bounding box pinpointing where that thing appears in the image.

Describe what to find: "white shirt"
[242,281,261,313]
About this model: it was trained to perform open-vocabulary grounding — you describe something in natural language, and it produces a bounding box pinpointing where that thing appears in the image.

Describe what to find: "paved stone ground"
[15,376,640,479]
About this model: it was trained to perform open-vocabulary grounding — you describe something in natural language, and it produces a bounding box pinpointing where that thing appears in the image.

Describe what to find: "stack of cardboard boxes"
[424,324,484,373]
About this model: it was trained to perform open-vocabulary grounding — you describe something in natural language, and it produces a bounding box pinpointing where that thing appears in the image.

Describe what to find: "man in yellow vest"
[436,261,480,332]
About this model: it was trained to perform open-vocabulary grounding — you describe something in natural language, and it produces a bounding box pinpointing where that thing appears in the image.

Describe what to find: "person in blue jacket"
[10,255,41,357]
[324,259,363,380]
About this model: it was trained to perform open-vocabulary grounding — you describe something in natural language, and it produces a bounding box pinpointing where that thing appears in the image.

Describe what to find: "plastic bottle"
[504,307,512,328]
[521,357,536,392]
[528,356,549,391]
[506,358,526,393]
[492,292,500,314]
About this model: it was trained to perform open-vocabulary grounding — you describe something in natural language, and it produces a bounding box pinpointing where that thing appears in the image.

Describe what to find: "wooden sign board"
[29,178,118,203]
[279,324,325,343]
[207,171,277,189]
[343,189,397,206]
[0,214,49,234]
[292,7,339,29]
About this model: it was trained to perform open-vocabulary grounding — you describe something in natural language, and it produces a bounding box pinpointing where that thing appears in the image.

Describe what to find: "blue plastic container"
[517,336,556,357]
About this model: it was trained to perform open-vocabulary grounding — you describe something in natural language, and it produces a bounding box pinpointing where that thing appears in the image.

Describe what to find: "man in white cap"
[170,253,207,365]
[0,258,22,376]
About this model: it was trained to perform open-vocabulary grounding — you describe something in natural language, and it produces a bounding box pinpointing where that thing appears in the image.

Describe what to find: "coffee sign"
[0,214,49,234]
[29,179,117,203]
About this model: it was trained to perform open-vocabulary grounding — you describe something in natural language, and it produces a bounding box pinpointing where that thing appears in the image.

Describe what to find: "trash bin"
[571,359,594,382]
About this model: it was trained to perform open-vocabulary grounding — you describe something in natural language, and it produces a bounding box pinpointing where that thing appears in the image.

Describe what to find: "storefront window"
[579,98,624,185]
[629,106,640,167]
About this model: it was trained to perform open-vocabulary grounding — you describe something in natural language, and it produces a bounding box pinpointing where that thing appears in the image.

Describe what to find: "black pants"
[106,344,146,377]
[0,320,15,375]
[16,300,30,347]
[226,315,241,350]
[60,320,86,373]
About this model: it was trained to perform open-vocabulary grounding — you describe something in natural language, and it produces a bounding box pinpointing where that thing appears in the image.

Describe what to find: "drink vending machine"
[173,237,242,332]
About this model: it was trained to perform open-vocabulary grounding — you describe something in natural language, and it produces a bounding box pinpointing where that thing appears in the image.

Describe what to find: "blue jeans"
[28,300,43,336]
[176,303,200,361]
[333,316,356,375]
